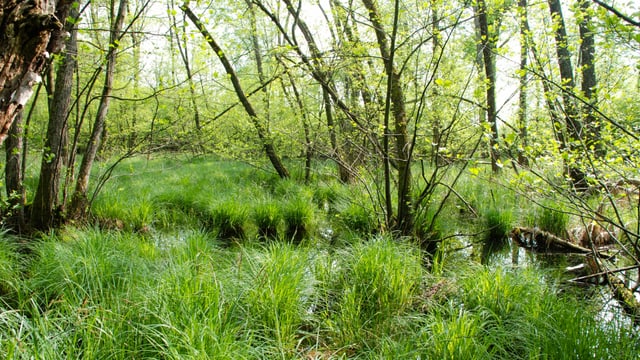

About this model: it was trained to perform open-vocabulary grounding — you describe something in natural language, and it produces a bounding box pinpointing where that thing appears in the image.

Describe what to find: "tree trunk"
[517,0,529,166]
[475,0,500,172]
[362,0,413,235]
[0,0,73,145]
[548,0,586,189]
[169,1,201,135]
[4,111,26,232]
[31,4,80,230]
[578,0,601,156]
[281,0,354,183]
[182,5,289,179]
[69,0,128,220]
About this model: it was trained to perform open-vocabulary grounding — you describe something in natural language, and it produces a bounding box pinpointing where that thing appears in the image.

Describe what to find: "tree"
[0,0,75,145]
[68,0,130,220]
[548,0,586,190]
[30,2,82,229]
[181,3,290,179]
[516,0,529,166]
[474,0,501,172]
[577,0,601,155]
[361,0,413,234]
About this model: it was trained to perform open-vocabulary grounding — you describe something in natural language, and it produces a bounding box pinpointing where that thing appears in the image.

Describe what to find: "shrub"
[0,234,21,298]
[483,208,512,248]
[322,237,423,348]
[244,244,310,351]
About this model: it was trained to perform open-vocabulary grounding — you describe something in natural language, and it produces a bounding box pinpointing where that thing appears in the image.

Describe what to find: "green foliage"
[482,207,513,246]
[0,235,21,298]
[337,201,377,235]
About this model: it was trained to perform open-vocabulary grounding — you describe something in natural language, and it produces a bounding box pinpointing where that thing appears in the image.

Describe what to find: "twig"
[568,264,640,283]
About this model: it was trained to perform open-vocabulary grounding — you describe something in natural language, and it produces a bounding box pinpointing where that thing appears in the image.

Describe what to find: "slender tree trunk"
[169,1,201,135]
[4,111,26,231]
[182,5,289,179]
[475,0,500,172]
[281,0,354,183]
[362,0,413,235]
[278,57,313,183]
[520,3,566,151]
[578,0,601,156]
[69,0,129,219]
[30,4,80,230]
[517,0,529,166]
[431,2,444,166]
[0,0,73,145]
[548,0,586,189]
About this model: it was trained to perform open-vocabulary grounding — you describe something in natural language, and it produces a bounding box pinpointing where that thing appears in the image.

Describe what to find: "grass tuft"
[210,202,248,241]
[283,198,315,244]
[253,201,282,240]
[536,205,569,237]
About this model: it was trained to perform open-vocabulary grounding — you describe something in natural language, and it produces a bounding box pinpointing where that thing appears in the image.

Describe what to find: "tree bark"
[578,0,601,156]
[69,0,129,220]
[517,0,529,166]
[475,0,500,172]
[0,0,73,145]
[181,5,289,179]
[31,3,80,230]
[4,111,26,231]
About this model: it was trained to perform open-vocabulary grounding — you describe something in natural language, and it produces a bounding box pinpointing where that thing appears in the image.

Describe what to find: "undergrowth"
[0,156,637,359]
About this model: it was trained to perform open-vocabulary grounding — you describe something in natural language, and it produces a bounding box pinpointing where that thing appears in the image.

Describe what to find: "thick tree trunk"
[182,5,289,179]
[31,4,79,230]
[69,0,128,220]
[362,0,413,235]
[0,0,73,145]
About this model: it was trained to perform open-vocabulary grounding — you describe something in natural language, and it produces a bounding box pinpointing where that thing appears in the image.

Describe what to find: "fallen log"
[608,274,640,325]
[509,226,591,253]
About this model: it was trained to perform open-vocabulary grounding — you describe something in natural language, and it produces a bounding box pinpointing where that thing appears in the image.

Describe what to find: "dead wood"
[569,264,640,283]
[608,274,640,325]
[510,226,591,252]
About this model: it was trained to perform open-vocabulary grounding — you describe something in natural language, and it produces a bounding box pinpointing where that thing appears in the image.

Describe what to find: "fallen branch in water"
[568,264,640,284]
[510,226,590,252]
[509,226,614,259]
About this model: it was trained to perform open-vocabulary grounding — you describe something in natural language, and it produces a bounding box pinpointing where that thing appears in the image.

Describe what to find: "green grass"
[0,155,638,358]
[535,204,570,237]
[253,200,282,240]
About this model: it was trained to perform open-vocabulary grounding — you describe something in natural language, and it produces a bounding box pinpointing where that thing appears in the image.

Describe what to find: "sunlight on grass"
[1,156,639,358]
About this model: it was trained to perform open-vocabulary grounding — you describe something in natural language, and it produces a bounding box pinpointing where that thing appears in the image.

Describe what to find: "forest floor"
[0,155,638,359]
